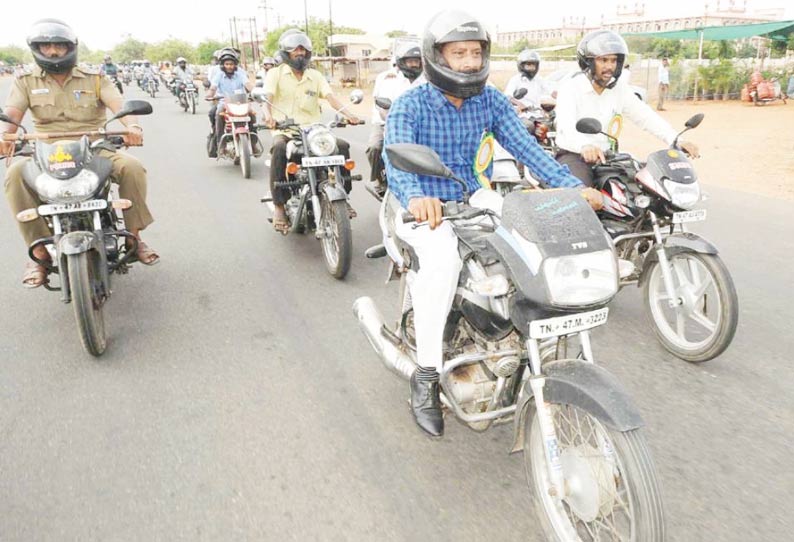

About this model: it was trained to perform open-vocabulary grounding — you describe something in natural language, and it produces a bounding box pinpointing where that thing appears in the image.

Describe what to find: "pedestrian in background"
[657,57,670,111]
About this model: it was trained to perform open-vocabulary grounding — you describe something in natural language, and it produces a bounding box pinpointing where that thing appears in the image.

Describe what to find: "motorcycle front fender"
[509,360,644,454]
[638,232,719,286]
[322,181,348,202]
[57,231,100,256]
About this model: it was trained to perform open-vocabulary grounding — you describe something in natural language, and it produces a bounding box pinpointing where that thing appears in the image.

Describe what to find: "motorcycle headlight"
[543,249,618,307]
[33,170,101,204]
[663,179,701,210]
[307,126,337,156]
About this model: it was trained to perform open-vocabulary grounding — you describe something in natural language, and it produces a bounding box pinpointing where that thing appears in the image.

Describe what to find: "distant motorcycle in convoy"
[106,75,123,95]
[206,91,263,179]
[145,77,158,98]
[0,100,154,356]
[354,143,665,541]
[257,90,365,279]
[178,80,198,114]
[575,113,738,362]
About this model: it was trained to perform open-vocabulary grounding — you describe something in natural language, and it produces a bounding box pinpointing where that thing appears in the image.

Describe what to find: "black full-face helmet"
[393,37,423,82]
[517,49,541,80]
[27,18,78,74]
[217,47,240,73]
[576,29,628,89]
[422,10,491,99]
[278,30,313,72]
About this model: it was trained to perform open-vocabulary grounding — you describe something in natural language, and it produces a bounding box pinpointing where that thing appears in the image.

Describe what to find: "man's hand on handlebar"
[0,139,14,157]
[580,187,604,211]
[408,197,443,230]
[262,117,276,129]
[122,125,143,147]
[581,145,606,165]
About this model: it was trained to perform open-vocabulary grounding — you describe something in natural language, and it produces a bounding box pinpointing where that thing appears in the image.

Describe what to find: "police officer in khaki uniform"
[0,19,158,288]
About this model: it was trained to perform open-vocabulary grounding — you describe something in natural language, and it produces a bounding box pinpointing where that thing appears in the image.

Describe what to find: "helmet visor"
[28,20,77,45]
[280,33,312,53]
[586,32,628,58]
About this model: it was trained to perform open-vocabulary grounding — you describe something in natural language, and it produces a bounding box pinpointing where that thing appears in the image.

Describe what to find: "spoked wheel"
[67,251,107,356]
[524,403,664,542]
[643,251,738,362]
[319,196,352,279]
[238,134,252,178]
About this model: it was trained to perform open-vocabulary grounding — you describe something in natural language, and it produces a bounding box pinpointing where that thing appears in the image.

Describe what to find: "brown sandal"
[22,261,49,289]
[272,207,290,235]
[127,240,160,266]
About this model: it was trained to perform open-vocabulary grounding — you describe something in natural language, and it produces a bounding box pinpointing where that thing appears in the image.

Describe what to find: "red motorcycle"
[207,91,262,178]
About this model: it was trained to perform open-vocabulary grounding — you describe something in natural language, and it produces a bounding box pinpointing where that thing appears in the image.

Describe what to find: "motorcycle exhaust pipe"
[353,296,416,381]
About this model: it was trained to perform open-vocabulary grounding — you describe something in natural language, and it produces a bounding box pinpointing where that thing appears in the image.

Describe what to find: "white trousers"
[393,189,503,372]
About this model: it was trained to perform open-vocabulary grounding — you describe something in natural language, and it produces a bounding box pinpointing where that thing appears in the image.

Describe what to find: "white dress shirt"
[555,72,678,154]
[658,65,670,85]
[503,73,552,112]
[371,67,414,125]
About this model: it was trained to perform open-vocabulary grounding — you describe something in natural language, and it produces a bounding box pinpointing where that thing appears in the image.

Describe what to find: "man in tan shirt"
[261,30,361,233]
[1,19,158,288]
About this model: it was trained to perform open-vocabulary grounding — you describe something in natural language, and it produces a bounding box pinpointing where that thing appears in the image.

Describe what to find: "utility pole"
[303,0,309,34]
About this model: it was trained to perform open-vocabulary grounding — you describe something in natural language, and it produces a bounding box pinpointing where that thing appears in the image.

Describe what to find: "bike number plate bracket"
[38,199,107,216]
[529,308,609,339]
[672,209,707,224]
[228,116,251,122]
[302,155,345,167]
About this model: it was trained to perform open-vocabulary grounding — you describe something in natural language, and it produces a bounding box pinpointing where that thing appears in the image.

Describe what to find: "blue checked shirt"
[383,83,583,209]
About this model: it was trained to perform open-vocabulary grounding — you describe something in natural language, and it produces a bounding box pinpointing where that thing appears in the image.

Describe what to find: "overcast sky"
[5,0,792,50]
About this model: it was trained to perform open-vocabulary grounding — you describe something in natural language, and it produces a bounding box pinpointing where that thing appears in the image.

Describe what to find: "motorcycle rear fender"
[509,360,644,454]
[322,181,347,202]
[638,232,719,286]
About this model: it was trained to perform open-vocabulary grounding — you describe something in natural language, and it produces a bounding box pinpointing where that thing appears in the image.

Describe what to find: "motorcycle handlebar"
[401,202,490,225]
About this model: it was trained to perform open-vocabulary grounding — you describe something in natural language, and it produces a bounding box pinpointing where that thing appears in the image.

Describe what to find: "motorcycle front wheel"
[190,93,196,114]
[67,251,107,356]
[238,134,252,179]
[643,251,738,362]
[319,195,352,279]
[523,403,665,542]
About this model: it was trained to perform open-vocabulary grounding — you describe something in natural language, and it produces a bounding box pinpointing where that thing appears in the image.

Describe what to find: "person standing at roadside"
[657,57,670,111]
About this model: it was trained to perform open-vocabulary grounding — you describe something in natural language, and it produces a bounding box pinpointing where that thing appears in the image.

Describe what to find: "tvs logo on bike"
[668,162,692,171]
[48,146,73,164]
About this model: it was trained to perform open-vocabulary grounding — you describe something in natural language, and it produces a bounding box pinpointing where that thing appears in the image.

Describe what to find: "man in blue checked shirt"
[383,9,603,437]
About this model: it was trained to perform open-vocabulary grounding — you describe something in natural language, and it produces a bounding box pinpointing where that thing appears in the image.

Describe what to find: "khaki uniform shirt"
[6,66,121,134]
[264,63,332,128]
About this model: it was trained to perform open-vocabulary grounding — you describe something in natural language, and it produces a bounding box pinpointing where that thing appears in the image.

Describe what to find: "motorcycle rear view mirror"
[513,88,528,100]
[106,100,153,126]
[685,113,704,129]
[250,88,268,102]
[385,143,469,199]
[575,118,603,135]
[349,89,364,104]
[374,97,392,110]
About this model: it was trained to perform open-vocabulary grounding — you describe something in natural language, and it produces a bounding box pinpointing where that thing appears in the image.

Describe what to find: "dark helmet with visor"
[576,29,628,89]
[393,37,422,82]
[278,30,312,71]
[517,49,540,79]
[422,10,491,99]
[27,18,79,74]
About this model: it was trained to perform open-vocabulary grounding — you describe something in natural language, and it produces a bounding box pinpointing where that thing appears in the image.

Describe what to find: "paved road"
[1,77,793,541]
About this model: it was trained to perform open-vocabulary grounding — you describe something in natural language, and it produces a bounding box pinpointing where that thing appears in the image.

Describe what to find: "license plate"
[228,116,250,123]
[302,155,345,167]
[672,209,707,224]
[38,199,107,216]
[529,308,609,339]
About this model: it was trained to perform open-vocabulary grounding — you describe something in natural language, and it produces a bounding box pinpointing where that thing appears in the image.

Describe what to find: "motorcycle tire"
[523,402,665,542]
[643,251,738,363]
[67,251,107,356]
[238,134,252,179]
[319,196,352,279]
[190,94,196,115]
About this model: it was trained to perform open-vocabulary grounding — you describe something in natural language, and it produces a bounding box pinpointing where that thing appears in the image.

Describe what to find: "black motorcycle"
[575,114,738,362]
[1,100,154,356]
[354,143,665,541]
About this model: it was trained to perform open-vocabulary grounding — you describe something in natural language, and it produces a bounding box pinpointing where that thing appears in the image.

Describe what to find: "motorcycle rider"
[173,56,194,101]
[555,30,700,186]
[261,30,362,233]
[141,60,159,92]
[504,49,552,114]
[206,49,222,84]
[366,37,423,198]
[383,10,600,437]
[205,47,257,158]
[100,54,123,94]
[0,18,159,288]
[256,56,276,85]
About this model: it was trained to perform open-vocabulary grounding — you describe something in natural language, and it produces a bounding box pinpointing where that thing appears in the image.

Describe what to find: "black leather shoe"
[410,367,444,437]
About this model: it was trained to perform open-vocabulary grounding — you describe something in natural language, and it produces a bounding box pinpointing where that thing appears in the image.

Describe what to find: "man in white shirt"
[657,57,670,111]
[366,37,422,196]
[555,30,698,186]
[504,49,552,115]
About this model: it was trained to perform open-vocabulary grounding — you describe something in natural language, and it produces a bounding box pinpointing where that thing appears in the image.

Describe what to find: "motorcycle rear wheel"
[190,93,196,114]
[319,196,352,279]
[238,134,252,179]
[524,403,665,542]
[643,251,738,362]
[68,251,107,356]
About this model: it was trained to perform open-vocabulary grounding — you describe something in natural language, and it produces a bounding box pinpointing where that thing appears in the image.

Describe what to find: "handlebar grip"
[108,136,125,147]
[401,211,416,223]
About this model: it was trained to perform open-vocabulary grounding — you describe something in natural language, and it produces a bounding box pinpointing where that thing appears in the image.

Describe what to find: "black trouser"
[269,135,352,206]
[556,149,595,187]
[366,142,384,184]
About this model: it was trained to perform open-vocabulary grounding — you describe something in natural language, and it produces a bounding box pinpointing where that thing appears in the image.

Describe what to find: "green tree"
[196,39,227,64]
[0,45,30,65]
[386,30,408,38]
[112,37,147,63]
[265,18,364,57]
[144,39,196,64]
